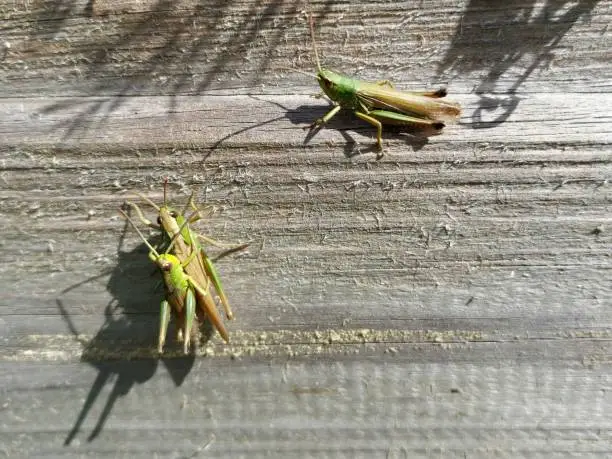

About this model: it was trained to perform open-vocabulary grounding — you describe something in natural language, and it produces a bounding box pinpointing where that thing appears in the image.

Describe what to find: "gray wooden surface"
[1,0,611,457]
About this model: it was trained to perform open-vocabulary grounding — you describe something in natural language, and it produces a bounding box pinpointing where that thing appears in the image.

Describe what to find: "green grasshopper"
[120,209,209,354]
[307,14,461,151]
[125,183,247,345]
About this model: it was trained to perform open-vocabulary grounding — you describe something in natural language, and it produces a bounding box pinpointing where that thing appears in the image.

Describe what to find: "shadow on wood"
[28,0,332,142]
[56,220,201,444]
[242,95,433,159]
[438,0,601,126]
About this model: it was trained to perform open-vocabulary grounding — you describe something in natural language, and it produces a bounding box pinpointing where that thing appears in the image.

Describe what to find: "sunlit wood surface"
[1,0,610,456]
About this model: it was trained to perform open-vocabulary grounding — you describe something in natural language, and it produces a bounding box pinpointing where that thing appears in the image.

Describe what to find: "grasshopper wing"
[357,83,461,122]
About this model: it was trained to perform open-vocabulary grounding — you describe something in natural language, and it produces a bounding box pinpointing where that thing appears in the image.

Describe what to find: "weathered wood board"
[1,0,611,457]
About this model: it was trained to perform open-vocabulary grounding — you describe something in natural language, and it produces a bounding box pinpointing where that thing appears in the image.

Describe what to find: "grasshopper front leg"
[311,104,342,130]
[125,201,161,229]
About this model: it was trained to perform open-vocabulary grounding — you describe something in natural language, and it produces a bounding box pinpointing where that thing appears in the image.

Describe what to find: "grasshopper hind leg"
[355,109,446,152]
[419,88,447,98]
[354,111,384,151]
[158,300,171,354]
[368,109,445,135]
[182,289,197,354]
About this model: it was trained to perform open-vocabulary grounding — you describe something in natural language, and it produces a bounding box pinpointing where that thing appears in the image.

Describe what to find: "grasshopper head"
[154,253,186,295]
[316,68,357,108]
[156,253,181,271]
[316,68,345,100]
[157,180,179,226]
[157,205,178,226]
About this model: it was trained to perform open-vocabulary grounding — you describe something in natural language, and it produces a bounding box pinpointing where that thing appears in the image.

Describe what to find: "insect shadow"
[283,100,431,159]
[224,95,429,159]
[58,217,211,445]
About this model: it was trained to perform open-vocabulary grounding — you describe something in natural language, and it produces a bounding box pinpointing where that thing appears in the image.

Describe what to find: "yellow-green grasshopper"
[307,14,461,151]
[125,184,247,346]
[119,209,210,354]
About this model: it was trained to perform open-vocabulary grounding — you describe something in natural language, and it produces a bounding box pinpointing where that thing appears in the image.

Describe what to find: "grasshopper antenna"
[120,208,192,257]
[163,177,169,208]
[135,193,160,211]
[309,13,322,72]
[119,210,161,257]
[276,66,317,79]
[181,191,196,216]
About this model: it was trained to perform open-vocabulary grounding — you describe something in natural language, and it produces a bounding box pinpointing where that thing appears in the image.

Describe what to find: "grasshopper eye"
[160,261,172,272]
[156,217,162,225]
[170,211,178,218]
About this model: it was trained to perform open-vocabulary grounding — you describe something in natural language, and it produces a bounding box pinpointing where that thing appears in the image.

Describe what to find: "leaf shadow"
[437,0,601,127]
[26,0,331,156]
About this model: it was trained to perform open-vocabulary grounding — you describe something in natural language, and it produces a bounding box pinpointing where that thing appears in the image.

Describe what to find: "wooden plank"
[0,0,609,96]
[1,93,611,148]
[1,0,611,456]
[1,356,612,457]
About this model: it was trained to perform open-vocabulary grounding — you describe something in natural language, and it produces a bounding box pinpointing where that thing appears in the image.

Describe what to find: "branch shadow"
[437,0,600,127]
[23,0,333,155]
[57,217,197,445]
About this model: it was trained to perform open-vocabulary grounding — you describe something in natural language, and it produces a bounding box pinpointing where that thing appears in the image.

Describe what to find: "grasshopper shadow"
[58,225,210,445]
[437,0,600,127]
[248,96,431,158]
[287,103,431,158]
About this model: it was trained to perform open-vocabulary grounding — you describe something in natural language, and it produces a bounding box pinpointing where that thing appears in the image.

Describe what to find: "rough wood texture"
[1,0,611,457]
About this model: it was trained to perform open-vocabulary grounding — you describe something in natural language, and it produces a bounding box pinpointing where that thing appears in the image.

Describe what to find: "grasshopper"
[125,182,247,345]
[120,209,209,354]
[307,14,461,151]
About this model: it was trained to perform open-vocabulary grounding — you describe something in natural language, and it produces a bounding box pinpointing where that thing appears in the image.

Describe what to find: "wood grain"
[1,0,611,456]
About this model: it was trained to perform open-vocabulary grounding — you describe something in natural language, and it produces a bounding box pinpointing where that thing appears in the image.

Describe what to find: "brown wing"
[188,246,230,342]
[170,230,230,343]
[194,287,229,342]
[357,83,461,122]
